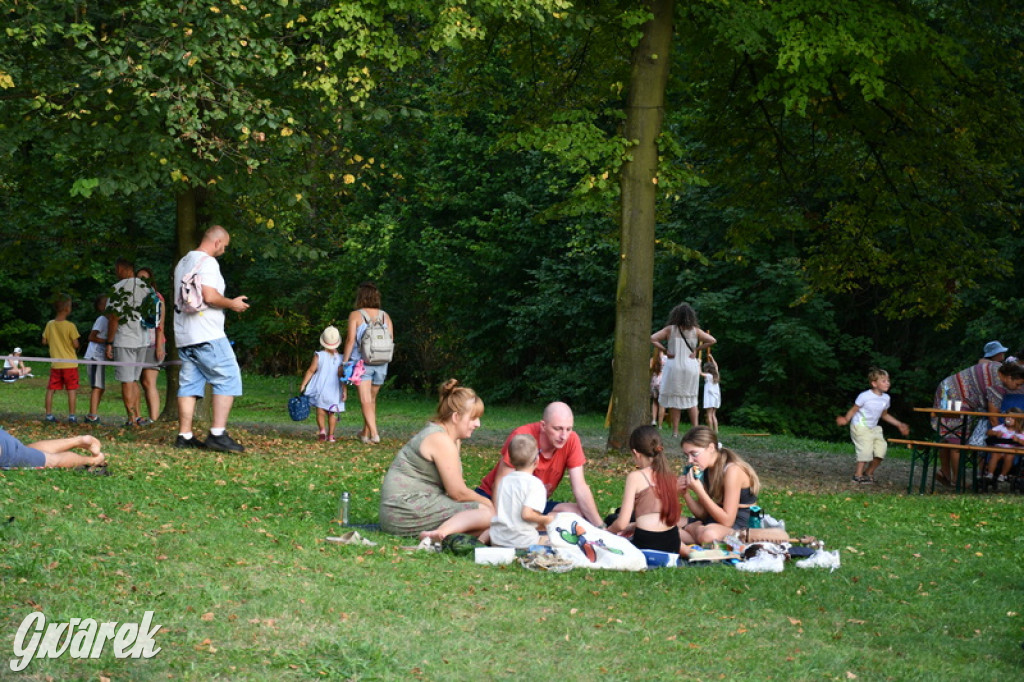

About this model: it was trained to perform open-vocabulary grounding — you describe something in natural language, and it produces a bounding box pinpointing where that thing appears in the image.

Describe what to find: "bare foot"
[83,435,103,457]
[418,530,444,543]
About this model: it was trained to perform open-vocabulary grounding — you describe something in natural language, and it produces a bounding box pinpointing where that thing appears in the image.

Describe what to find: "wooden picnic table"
[895,408,1023,493]
[891,438,1024,493]
[912,407,1010,455]
[912,407,1010,420]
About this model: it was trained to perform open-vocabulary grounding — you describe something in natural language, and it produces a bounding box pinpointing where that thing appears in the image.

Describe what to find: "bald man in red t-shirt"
[477,402,604,527]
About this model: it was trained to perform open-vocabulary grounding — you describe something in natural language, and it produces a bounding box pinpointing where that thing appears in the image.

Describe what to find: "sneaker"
[67,415,78,424]
[861,475,875,484]
[998,475,1009,482]
[851,475,866,483]
[85,415,101,424]
[174,435,205,449]
[44,414,57,423]
[135,417,153,426]
[327,435,336,443]
[204,432,244,453]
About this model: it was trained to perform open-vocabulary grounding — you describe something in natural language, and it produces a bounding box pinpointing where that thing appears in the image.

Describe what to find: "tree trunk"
[607,0,674,451]
[160,187,203,422]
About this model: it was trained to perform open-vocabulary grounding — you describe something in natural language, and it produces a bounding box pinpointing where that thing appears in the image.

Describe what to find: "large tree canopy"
[2,0,1022,443]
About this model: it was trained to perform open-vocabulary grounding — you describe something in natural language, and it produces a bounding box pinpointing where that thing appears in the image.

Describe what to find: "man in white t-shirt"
[172,225,250,452]
[105,258,153,426]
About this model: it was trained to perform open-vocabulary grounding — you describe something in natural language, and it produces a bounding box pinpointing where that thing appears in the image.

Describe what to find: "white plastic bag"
[547,513,647,571]
[796,549,841,572]
[735,550,785,573]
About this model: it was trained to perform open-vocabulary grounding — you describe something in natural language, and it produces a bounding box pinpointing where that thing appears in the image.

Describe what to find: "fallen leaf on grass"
[194,638,217,653]
[201,612,214,621]
[847,673,857,679]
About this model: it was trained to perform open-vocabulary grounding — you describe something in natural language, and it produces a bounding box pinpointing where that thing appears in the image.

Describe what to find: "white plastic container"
[641,549,680,568]
[474,547,516,565]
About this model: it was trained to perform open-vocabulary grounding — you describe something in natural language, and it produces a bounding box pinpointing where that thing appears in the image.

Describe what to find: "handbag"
[288,394,310,422]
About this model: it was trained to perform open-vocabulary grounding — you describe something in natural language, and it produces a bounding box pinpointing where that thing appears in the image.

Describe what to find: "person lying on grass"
[0,429,106,469]
[678,426,760,546]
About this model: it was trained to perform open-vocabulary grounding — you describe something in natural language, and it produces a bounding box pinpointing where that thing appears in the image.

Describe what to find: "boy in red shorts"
[42,294,81,423]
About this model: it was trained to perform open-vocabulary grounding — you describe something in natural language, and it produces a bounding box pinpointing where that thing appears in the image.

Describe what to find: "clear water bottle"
[338,491,350,525]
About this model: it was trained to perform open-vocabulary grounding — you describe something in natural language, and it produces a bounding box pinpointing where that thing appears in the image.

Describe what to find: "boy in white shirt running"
[836,368,910,484]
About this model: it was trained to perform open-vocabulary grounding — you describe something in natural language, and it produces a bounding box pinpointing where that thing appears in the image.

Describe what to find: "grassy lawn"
[1,374,1023,680]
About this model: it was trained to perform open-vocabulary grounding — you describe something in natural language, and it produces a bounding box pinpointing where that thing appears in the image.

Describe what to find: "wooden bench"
[889,439,1024,493]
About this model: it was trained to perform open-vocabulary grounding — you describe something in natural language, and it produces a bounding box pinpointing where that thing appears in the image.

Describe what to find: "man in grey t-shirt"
[105,257,153,426]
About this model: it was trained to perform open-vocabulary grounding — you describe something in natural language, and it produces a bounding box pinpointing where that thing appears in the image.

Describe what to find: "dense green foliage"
[2,1,1022,439]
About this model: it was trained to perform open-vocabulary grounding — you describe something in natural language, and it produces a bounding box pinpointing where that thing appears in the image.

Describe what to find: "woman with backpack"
[342,281,394,444]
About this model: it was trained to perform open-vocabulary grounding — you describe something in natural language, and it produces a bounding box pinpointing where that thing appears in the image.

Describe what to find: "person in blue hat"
[932,340,1011,486]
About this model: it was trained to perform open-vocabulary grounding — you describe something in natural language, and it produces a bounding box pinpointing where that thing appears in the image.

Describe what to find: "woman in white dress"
[651,304,716,439]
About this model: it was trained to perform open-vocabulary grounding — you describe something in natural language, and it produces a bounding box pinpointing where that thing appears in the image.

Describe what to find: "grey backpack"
[359,310,393,365]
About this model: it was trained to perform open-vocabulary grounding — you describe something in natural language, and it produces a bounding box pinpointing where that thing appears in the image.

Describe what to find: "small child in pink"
[983,408,1024,482]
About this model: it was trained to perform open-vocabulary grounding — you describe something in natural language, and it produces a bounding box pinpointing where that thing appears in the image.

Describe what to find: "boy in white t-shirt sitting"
[836,368,910,484]
[489,434,556,548]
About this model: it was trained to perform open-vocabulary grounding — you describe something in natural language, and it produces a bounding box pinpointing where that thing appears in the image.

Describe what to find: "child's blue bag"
[288,394,310,422]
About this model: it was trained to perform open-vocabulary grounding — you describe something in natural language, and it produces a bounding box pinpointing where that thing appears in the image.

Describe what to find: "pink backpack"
[175,255,209,315]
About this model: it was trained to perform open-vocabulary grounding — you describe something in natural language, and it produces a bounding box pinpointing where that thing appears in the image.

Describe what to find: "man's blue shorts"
[177,337,243,397]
